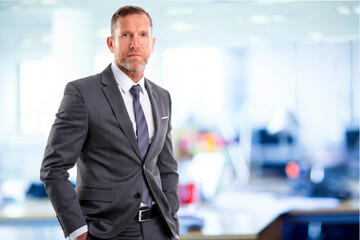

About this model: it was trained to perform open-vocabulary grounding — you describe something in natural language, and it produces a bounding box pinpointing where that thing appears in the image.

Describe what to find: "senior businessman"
[40,5,180,240]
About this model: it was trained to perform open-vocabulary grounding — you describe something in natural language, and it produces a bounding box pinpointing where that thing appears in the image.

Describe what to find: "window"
[19,57,57,135]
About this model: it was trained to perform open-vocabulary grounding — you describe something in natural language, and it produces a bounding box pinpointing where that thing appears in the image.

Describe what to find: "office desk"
[179,191,358,240]
[0,200,62,240]
[0,193,358,240]
[281,200,359,240]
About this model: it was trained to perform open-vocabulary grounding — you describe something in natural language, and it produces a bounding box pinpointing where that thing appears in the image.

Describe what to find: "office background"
[0,0,359,239]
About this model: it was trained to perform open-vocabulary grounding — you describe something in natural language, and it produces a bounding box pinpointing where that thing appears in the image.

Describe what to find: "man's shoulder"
[145,78,170,96]
[70,64,113,89]
[71,72,101,86]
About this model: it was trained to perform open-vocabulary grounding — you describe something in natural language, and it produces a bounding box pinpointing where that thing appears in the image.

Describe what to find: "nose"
[130,35,140,49]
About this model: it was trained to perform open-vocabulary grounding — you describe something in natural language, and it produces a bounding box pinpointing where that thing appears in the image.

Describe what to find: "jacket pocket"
[77,187,114,202]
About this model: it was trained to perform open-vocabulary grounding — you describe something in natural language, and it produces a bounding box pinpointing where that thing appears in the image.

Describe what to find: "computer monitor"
[345,129,359,150]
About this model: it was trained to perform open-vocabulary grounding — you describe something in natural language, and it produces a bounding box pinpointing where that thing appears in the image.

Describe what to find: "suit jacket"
[40,64,180,239]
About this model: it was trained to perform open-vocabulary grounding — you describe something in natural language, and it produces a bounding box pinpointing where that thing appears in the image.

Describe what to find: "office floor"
[0,226,64,240]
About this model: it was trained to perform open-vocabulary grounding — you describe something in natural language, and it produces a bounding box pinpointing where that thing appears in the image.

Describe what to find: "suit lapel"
[101,65,142,160]
[145,79,161,162]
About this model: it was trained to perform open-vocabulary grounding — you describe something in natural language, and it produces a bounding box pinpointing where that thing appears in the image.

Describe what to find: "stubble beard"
[118,56,147,73]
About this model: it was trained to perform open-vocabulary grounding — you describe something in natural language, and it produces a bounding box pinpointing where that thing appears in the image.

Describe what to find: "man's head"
[107,6,155,82]
[110,6,153,37]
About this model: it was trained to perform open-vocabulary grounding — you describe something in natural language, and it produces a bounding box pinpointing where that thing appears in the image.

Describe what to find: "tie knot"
[130,84,141,98]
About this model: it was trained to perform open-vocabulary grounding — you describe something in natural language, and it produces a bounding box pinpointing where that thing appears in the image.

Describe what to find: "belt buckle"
[138,208,151,222]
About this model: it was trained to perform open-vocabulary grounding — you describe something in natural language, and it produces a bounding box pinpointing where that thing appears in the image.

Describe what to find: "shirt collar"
[111,62,146,95]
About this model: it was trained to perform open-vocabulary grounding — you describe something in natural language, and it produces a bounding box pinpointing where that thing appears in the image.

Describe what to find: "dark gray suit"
[40,64,180,239]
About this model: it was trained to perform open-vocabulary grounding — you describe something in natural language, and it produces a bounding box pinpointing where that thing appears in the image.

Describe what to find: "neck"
[118,65,144,83]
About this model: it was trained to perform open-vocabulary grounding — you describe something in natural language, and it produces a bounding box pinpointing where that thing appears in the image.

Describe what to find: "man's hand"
[75,232,88,240]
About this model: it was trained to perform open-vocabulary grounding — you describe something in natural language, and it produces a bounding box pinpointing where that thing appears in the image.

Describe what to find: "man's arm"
[40,82,88,237]
[156,92,180,237]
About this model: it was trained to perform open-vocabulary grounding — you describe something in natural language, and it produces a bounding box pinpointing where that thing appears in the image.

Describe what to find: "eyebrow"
[120,30,150,34]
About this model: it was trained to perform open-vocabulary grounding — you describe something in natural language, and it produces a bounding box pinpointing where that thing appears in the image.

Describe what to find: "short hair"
[111,6,153,36]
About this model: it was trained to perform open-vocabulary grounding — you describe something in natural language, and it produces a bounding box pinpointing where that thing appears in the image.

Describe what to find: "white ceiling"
[0,0,359,52]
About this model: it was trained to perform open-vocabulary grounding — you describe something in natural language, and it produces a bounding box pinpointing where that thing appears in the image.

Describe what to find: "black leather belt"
[134,205,158,222]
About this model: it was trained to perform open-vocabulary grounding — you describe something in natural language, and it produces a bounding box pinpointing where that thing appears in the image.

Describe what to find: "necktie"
[130,84,152,207]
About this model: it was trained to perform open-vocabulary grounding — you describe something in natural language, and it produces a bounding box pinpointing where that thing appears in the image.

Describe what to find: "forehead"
[115,13,152,32]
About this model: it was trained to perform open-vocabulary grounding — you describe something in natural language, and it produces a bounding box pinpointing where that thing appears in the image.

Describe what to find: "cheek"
[115,40,128,52]
[114,45,126,55]
[143,43,154,54]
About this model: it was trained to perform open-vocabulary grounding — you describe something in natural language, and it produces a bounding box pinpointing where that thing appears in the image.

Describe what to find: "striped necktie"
[130,84,152,207]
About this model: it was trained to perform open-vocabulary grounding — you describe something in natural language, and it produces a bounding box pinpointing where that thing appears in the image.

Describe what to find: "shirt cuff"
[69,225,88,240]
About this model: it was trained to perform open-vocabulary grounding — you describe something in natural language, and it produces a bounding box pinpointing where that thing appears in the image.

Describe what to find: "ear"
[150,37,155,53]
[107,36,114,53]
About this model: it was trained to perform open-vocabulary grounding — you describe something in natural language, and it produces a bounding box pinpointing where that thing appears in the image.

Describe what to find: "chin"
[128,64,146,72]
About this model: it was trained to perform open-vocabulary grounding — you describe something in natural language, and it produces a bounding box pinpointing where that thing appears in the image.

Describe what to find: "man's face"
[107,13,155,74]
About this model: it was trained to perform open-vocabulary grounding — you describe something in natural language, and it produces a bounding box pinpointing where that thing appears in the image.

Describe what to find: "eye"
[141,33,148,37]
[121,33,129,37]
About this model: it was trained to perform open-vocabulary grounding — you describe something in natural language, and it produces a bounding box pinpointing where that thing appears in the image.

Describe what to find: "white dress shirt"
[111,62,155,142]
[69,225,88,240]
[69,63,155,239]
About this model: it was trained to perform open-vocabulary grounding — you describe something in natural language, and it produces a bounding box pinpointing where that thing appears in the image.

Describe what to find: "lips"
[127,53,142,57]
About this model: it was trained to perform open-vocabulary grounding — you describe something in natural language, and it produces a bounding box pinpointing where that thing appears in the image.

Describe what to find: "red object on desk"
[178,182,199,205]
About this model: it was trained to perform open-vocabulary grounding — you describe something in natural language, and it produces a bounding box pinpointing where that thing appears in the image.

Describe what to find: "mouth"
[127,53,142,58]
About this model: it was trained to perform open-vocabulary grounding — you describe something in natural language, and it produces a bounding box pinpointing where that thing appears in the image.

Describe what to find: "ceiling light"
[170,22,200,32]
[20,38,33,48]
[251,15,270,24]
[337,6,351,15]
[20,0,37,5]
[41,34,52,43]
[308,32,323,41]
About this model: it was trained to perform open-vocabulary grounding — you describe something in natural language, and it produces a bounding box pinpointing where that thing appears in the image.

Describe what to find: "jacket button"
[135,193,141,198]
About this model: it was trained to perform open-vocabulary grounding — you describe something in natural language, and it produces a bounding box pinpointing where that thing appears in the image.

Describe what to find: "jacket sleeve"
[156,92,180,236]
[40,82,88,237]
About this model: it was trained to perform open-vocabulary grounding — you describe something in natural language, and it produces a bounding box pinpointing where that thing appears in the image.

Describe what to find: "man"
[40,6,180,240]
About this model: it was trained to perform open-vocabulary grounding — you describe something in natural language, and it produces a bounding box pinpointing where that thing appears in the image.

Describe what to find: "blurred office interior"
[0,0,359,239]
